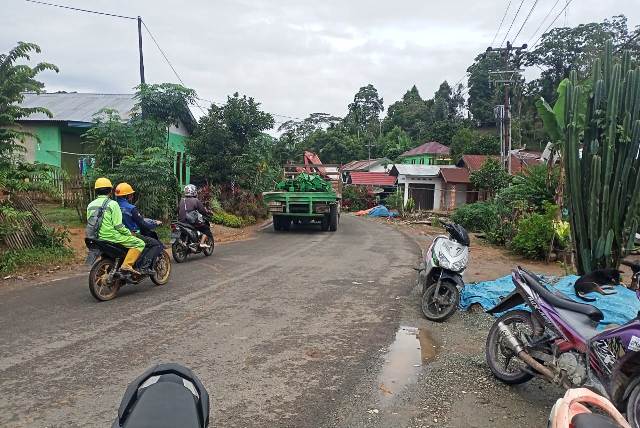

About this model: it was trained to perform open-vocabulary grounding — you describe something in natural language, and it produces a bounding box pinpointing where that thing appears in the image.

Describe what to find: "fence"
[0,195,47,250]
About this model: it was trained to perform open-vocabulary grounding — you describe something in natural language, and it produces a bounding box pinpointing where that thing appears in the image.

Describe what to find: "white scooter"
[416,221,470,322]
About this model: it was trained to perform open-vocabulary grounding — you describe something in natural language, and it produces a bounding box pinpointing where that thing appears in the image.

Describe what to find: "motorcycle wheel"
[421,279,459,322]
[172,241,188,263]
[203,237,214,257]
[88,259,120,301]
[151,251,172,286]
[626,382,640,427]
[485,310,535,384]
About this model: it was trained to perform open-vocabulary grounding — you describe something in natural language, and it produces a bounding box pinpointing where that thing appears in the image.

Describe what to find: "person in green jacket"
[87,177,145,275]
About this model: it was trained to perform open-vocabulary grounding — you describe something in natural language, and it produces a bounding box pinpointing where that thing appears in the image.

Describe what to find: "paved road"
[0,215,418,427]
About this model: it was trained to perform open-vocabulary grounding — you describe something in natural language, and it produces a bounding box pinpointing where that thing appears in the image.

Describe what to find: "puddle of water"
[377,326,437,404]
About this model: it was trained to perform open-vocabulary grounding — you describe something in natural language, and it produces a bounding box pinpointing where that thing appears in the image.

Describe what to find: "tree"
[275,112,341,163]
[383,85,432,141]
[189,93,275,186]
[470,158,510,199]
[307,127,365,164]
[344,84,384,137]
[377,126,413,161]
[0,42,58,167]
[467,52,503,126]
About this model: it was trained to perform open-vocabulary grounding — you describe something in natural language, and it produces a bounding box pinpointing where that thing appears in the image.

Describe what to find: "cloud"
[2,0,639,123]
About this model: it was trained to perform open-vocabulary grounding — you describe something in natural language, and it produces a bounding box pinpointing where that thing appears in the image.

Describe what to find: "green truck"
[263,164,342,232]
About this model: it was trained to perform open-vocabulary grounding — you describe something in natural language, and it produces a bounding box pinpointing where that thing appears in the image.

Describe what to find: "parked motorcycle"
[112,363,209,428]
[548,388,630,428]
[485,265,640,427]
[170,220,214,263]
[416,221,470,322]
[85,235,172,301]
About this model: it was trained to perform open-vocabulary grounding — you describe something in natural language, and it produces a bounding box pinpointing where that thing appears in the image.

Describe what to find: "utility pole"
[137,16,146,85]
[486,41,526,173]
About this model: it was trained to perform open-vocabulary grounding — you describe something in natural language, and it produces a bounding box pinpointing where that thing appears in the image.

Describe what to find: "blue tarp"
[460,274,640,328]
[368,205,397,217]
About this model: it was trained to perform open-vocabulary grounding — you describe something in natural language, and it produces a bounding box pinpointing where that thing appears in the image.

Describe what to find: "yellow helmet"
[115,182,135,197]
[94,177,113,189]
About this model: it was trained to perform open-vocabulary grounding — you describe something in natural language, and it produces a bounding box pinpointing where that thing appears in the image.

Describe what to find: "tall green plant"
[538,41,640,273]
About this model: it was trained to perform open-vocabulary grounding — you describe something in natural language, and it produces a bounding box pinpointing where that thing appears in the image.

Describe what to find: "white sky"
[3,0,640,125]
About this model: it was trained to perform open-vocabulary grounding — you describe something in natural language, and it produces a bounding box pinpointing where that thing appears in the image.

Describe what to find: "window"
[411,159,416,164]
[420,158,424,164]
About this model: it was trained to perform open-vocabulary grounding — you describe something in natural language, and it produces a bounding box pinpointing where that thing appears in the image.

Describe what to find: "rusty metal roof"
[439,167,471,184]
[342,158,391,171]
[400,141,450,157]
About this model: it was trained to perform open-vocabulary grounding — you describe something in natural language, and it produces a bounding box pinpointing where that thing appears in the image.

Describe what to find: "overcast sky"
[3,0,640,125]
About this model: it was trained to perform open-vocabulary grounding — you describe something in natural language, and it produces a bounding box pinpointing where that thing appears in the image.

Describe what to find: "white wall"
[397,174,444,210]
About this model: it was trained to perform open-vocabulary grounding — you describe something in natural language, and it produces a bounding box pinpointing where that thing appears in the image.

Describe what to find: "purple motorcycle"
[485,264,640,427]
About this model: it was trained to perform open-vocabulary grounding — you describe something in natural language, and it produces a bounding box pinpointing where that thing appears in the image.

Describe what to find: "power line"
[24,0,136,20]
[528,0,575,50]
[141,22,185,86]
[491,0,514,46]
[500,0,527,47]
[525,0,561,46]
[512,0,540,43]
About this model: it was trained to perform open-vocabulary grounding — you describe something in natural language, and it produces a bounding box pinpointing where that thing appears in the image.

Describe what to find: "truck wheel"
[329,205,338,232]
[273,216,281,231]
[281,218,291,231]
[321,215,330,231]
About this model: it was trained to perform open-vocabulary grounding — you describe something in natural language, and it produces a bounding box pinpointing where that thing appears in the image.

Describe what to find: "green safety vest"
[86,196,145,251]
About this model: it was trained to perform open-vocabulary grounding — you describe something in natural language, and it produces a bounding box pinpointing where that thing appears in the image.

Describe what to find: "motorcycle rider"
[86,177,145,275]
[178,184,212,248]
[114,182,164,274]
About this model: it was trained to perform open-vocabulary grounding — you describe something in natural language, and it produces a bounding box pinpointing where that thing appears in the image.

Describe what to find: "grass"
[39,204,84,228]
[0,245,75,276]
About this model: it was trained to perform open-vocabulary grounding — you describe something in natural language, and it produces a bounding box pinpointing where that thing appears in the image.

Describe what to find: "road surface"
[0,215,421,427]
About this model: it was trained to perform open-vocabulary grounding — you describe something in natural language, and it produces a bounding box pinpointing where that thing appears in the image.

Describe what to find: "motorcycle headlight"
[451,257,468,272]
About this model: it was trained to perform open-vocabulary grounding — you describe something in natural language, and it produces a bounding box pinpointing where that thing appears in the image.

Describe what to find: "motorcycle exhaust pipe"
[496,322,569,388]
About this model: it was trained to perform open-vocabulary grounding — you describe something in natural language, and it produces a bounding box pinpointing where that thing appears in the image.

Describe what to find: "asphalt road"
[0,215,420,427]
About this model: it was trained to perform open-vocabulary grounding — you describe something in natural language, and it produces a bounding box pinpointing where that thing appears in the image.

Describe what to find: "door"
[408,184,435,210]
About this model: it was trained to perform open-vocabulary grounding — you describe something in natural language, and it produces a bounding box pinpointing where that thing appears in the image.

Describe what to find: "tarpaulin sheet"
[368,205,397,217]
[460,274,640,328]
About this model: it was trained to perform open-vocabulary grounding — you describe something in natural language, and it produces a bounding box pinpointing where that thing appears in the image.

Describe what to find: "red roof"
[458,155,499,172]
[349,172,396,186]
[439,167,471,184]
[400,141,450,157]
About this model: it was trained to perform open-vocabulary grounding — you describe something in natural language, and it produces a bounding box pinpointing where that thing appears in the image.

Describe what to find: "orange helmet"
[115,182,135,197]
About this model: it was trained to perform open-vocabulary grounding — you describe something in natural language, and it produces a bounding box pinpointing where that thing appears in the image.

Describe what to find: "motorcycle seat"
[519,267,604,323]
[571,413,620,428]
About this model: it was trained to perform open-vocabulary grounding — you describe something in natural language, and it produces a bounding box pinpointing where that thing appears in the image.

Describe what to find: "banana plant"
[537,41,640,274]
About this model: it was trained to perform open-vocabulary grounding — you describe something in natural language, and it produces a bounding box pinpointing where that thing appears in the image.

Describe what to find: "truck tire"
[321,215,330,231]
[329,205,338,232]
[281,218,291,231]
[273,216,282,231]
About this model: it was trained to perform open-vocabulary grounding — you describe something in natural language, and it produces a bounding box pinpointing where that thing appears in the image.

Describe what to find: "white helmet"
[184,184,197,197]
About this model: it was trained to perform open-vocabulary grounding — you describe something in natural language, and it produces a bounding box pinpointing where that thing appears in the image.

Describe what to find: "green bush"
[404,197,416,213]
[451,202,498,232]
[510,204,557,260]
[342,185,373,212]
[494,165,558,212]
[211,211,244,228]
[385,190,404,213]
[0,245,74,275]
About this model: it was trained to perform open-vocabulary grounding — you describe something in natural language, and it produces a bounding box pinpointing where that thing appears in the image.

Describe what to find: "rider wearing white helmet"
[178,184,212,248]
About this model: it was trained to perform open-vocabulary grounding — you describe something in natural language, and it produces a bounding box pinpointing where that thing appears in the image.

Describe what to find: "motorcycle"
[485,264,640,427]
[85,233,172,301]
[170,219,214,263]
[416,221,470,321]
[112,363,209,428]
[548,388,630,428]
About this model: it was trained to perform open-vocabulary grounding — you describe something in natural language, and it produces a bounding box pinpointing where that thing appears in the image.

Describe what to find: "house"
[457,152,542,175]
[389,164,459,211]
[15,92,193,186]
[345,171,397,200]
[399,141,452,165]
[439,167,475,210]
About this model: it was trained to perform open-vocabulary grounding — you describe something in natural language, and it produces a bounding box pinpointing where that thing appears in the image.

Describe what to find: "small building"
[457,152,542,176]
[399,141,452,165]
[389,164,459,211]
[15,92,193,186]
[439,167,475,210]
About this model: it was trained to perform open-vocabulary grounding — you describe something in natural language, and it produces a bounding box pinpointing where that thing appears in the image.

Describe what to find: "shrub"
[211,211,244,228]
[342,185,374,212]
[494,165,558,212]
[404,197,416,213]
[451,202,498,232]
[510,204,557,260]
[0,245,74,275]
[385,189,404,213]
[218,184,268,220]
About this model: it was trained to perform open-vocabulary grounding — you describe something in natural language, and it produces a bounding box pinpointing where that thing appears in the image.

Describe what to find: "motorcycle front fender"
[486,290,525,315]
[438,270,465,289]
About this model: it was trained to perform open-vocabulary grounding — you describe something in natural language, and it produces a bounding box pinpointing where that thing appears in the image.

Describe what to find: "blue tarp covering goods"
[460,274,640,328]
